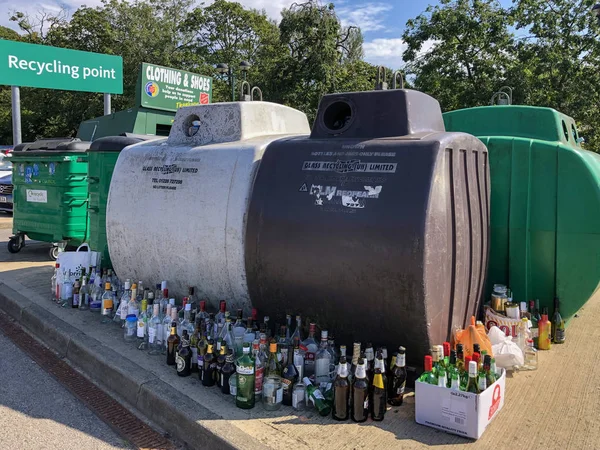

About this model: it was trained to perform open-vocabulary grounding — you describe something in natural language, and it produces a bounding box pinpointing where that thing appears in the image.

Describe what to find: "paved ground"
[0,332,132,450]
[1,214,599,449]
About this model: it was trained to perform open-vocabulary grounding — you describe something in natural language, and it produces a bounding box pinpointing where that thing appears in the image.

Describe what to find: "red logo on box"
[199,93,210,104]
[488,384,502,420]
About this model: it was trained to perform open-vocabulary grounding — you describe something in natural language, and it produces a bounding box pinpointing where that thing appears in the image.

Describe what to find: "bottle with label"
[282,344,299,406]
[552,297,566,344]
[364,343,375,384]
[214,301,226,337]
[445,349,458,388]
[166,322,180,366]
[243,317,256,347]
[252,340,265,398]
[370,355,386,421]
[418,355,436,384]
[116,280,131,326]
[162,304,172,355]
[450,371,461,390]
[350,342,361,381]
[124,314,137,341]
[197,326,208,381]
[220,351,235,395]
[478,361,487,392]
[79,275,89,311]
[101,283,114,323]
[437,366,447,388]
[216,341,228,388]
[89,271,102,312]
[263,343,283,411]
[292,336,305,380]
[388,346,407,406]
[148,304,163,355]
[332,356,350,420]
[290,315,303,343]
[127,284,140,319]
[303,376,331,416]
[484,354,496,386]
[351,359,369,423]
[202,340,217,387]
[465,361,480,394]
[71,279,80,309]
[61,269,73,307]
[176,330,192,377]
[190,318,200,373]
[236,343,256,409]
[302,323,319,379]
[137,299,149,349]
[315,330,332,386]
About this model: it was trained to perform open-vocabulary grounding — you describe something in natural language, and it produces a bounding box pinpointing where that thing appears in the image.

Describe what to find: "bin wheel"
[8,237,23,254]
[49,246,60,261]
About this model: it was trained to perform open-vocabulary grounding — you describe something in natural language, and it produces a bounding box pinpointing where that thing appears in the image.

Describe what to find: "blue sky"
[0,0,515,69]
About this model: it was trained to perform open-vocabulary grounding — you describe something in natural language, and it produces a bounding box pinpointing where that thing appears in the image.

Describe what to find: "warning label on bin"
[26,189,47,203]
[302,160,397,174]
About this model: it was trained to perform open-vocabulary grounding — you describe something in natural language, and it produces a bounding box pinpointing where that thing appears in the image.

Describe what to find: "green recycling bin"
[87,134,157,269]
[444,105,600,320]
[8,138,91,260]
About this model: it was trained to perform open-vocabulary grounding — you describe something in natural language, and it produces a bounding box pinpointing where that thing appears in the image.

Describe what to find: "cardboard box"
[415,369,506,439]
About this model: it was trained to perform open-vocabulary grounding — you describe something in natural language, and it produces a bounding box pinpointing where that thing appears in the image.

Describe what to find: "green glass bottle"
[446,350,458,388]
[236,343,256,409]
[484,355,496,387]
[552,297,566,344]
[418,355,437,384]
[465,361,480,394]
[303,377,331,416]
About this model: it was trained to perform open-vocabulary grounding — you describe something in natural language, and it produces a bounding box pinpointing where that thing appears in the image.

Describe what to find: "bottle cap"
[220,300,226,312]
[124,280,131,289]
[188,287,194,295]
[465,355,472,367]
[105,282,111,290]
[131,283,137,290]
[161,281,167,290]
[424,355,432,372]
[484,354,492,365]
[185,303,191,311]
[252,308,258,319]
[321,330,328,340]
[269,342,277,353]
[126,314,137,322]
[443,342,450,357]
[309,323,316,332]
[472,352,480,363]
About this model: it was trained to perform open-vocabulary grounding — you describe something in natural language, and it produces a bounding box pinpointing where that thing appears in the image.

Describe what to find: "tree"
[402,0,516,111]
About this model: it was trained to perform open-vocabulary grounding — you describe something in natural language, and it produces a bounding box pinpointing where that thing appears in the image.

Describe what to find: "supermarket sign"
[138,63,212,112]
[0,39,123,94]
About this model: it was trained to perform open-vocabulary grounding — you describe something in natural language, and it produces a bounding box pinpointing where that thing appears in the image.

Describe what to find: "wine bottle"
[465,361,480,394]
[552,297,566,344]
[303,377,331,416]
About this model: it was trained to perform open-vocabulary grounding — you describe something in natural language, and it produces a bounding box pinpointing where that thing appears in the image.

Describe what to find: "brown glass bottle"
[388,346,407,406]
[216,341,227,387]
[176,330,192,377]
[370,352,386,421]
[202,340,216,387]
[351,358,369,423]
[332,356,350,421]
[220,351,235,395]
[166,322,180,366]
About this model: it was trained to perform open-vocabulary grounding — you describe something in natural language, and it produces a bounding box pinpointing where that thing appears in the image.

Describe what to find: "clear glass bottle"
[179,303,193,338]
[137,299,149,349]
[71,279,80,309]
[124,314,137,341]
[292,336,305,380]
[215,300,226,337]
[148,304,163,355]
[522,339,538,370]
[101,283,114,323]
[127,284,140,319]
[233,309,246,357]
[302,323,319,379]
[79,275,89,311]
[263,342,283,411]
[252,340,265,399]
[290,315,303,343]
[243,317,256,345]
[162,304,173,355]
[292,382,306,411]
[89,270,103,312]
[51,262,60,301]
[60,269,73,307]
[115,280,131,326]
[315,330,332,386]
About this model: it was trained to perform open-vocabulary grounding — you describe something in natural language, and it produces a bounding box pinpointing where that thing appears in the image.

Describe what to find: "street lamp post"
[216,61,252,101]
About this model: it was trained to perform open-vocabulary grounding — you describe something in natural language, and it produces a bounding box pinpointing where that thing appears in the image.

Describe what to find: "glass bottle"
[137,299,149,349]
[478,361,487,393]
[243,317,256,346]
[522,339,538,370]
[51,262,60,301]
[236,343,256,409]
[351,358,369,423]
[292,336,305,380]
[460,356,472,391]
[370,355,386,421]
[148,304,163,355]
[179,303,194,338]
[124,314,137,341]
[350,342,361,381]
[465,361,480,394]
[302,323,319,379]
[79,275,89,311]
[292,382,306,411]
[215,300,226,337]
[282,344,299,406]
[190,318,200,373]
[290,315,303,343]
[162,304,173,355]
[127,284,140,319]
[456,344,465,373]
[233,309,246,357]
[484,354,496,386]
[315,330,332,386]
[332,356,350,420]
[303,377,331,416]
[89,271,102,312]
[263,342,283,411]
[252,340,265,399]
[176,330,192,377]
[388,346,407,406]
[364,343,375,384]
[418,355,436,384]
[277,326,289,365]
[251,308,260,336]
[71,279,80,309]
[166,322,180,366]
[202,340,217,387]
[437,366,447,388]
[538,313,552,350]
[219,315,234,350]
[552,297,566,344]
[196,325,208,381]
[116,280,131,325]
[262,315,271,339]
[216,340,228,387]
[220,351,235,395]
[101,283,114,323]
[61,269,73,307]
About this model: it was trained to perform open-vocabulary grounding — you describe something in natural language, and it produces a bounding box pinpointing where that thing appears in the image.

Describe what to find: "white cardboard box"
[415,368,506,439]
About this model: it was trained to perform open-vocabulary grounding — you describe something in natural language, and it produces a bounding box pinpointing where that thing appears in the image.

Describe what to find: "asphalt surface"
[0,331,132,450]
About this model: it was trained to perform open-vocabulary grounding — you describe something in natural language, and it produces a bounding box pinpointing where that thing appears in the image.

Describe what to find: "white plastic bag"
[488,326,524,369]
[56,243,100,281]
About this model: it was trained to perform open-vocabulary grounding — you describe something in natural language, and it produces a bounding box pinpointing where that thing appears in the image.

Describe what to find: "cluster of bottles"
[417,342,498,394]
[50,265,410,421]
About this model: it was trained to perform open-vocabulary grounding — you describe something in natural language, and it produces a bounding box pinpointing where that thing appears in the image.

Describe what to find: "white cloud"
[337,2,393,32]
[363,37,438,69]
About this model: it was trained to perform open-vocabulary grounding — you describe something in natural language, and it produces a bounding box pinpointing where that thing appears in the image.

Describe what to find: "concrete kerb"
[0,282,240,450]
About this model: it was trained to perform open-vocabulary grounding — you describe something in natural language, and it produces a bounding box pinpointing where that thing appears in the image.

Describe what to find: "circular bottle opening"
[184,114,201,137]
[322,100,353,133]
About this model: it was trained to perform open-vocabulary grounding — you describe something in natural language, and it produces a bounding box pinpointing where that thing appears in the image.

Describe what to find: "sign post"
[0,39,123,144]
[11,86,21,145]
[137,62,212,112]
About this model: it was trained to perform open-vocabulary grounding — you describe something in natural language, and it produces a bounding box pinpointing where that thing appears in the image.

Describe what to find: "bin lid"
[88,135,160,152]
[12,138,90,153]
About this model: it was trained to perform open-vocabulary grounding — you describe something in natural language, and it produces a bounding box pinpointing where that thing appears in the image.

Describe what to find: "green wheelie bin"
[8,138,91,260]
[87,134,159,269]
[444,104,600,320]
